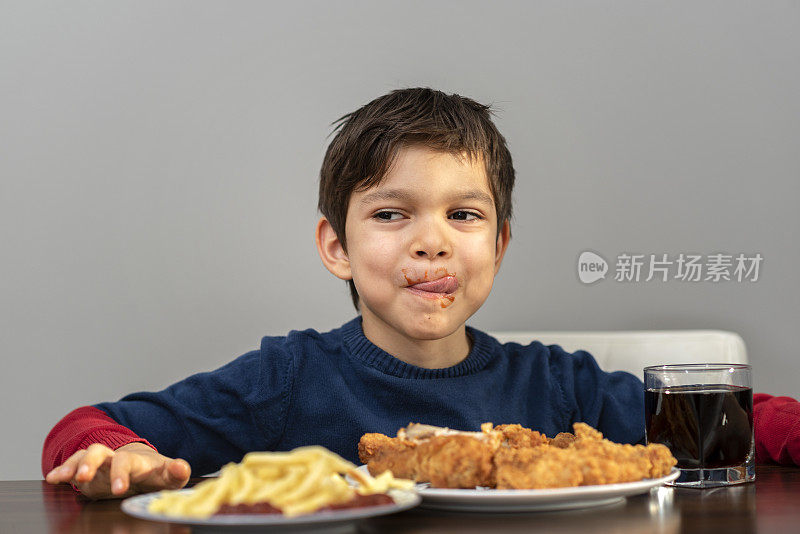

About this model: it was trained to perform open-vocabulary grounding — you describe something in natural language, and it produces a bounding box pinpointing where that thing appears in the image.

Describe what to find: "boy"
[43,88,800,499]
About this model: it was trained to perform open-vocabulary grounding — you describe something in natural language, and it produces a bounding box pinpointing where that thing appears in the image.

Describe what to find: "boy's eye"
[449,211,483,221]
[374,211,404,221]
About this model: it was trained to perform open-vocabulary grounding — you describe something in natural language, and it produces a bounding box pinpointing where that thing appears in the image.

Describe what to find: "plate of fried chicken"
[358,422,678,512]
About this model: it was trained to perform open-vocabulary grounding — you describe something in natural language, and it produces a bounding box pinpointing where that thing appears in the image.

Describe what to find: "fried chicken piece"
[495,422,676,487]
[412,424,554,487]
[359,423,504,488]
[643,441,678,478]
[573,422,604,441]
[358,432,418,479]
[549,432,576,448]
[494,446,583,489]
[568,423,676,484]
[495,424,550,448]
[416,434,498,488]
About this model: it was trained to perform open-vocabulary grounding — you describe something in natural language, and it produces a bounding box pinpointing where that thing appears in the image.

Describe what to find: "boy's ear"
[494,220,511,274]
[315,217,352,281]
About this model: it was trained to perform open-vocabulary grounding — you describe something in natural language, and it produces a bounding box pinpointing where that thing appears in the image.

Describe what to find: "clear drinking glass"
[644,363,755,487]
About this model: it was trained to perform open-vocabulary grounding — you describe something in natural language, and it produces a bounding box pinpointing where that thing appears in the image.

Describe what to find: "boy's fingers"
[109,453,133,495]
[164,458,191,488]
[75,443,114,482]
[46,446,190,497]
[45,468,68,484]
[46,450,87,483]
[45,467,65,484]
[125,455,189,493]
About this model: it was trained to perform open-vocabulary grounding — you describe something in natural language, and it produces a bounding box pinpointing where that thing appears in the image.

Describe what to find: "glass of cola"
[644,363,754,487]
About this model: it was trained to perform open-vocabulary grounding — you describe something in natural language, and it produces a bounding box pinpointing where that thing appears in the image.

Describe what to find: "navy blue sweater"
[95,317,645,475]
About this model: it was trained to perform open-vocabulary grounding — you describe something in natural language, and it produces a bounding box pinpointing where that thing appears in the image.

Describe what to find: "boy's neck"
[359,310,472,369]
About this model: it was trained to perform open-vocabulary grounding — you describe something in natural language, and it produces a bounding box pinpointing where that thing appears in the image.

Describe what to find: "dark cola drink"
[645,384,753,469]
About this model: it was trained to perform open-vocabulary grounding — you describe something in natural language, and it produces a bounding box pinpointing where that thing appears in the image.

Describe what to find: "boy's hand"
[45,442,191,499]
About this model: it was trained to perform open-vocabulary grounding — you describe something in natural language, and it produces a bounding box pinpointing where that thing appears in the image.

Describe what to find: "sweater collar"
[340,316,496,379]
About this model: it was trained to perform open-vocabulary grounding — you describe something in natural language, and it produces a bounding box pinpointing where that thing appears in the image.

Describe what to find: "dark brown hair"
[318,87,515,310]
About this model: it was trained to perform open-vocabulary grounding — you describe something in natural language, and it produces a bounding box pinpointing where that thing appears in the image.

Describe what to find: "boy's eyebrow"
[358,188,494,207]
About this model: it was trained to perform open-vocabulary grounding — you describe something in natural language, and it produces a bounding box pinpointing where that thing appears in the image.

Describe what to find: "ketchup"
[215,493,394,515]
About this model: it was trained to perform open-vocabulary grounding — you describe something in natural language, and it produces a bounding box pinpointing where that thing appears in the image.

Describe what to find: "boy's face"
[322,145,510,343]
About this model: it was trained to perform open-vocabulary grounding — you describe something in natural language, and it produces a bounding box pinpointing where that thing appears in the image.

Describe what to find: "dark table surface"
[1,464,798,533]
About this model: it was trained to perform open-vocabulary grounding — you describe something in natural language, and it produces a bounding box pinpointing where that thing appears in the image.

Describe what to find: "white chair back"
[488,330,748,380]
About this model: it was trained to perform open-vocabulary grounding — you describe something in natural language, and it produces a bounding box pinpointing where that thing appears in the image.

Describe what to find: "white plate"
[357,465,680,512]
[121,487,420,531]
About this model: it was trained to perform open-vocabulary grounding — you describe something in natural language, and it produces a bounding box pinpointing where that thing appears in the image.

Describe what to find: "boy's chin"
[361,301,469,341]
[398,315,464,341]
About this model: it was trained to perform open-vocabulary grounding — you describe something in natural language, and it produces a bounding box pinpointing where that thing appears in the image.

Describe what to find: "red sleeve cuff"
[753,392,800,466]
[41,406,156,477]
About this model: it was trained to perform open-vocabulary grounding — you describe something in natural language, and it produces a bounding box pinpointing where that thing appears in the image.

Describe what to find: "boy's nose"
[411,224,451,258]
[416,249,447,258]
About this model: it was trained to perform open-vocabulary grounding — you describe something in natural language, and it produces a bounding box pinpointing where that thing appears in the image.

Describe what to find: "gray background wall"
[1,1,797,480]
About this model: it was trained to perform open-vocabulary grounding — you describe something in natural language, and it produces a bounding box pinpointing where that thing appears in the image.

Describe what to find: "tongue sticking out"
[408,276,458,294]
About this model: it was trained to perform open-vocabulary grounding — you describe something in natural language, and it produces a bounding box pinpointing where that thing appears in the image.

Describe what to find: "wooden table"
[1,465,797,533]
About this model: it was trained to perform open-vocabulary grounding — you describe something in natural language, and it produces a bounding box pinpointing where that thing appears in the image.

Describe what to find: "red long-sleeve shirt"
[42,393,800,476]
[42,406,156,476]
[753,393,800,465]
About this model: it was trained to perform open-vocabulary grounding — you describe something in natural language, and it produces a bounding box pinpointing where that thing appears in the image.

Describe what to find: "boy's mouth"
[405,276,459,296]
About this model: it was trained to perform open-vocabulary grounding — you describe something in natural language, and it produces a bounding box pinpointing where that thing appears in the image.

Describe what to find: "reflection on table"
[1,464,794,534]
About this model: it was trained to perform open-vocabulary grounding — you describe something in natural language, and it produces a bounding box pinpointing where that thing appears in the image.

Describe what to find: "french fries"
[147,446,414,518]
